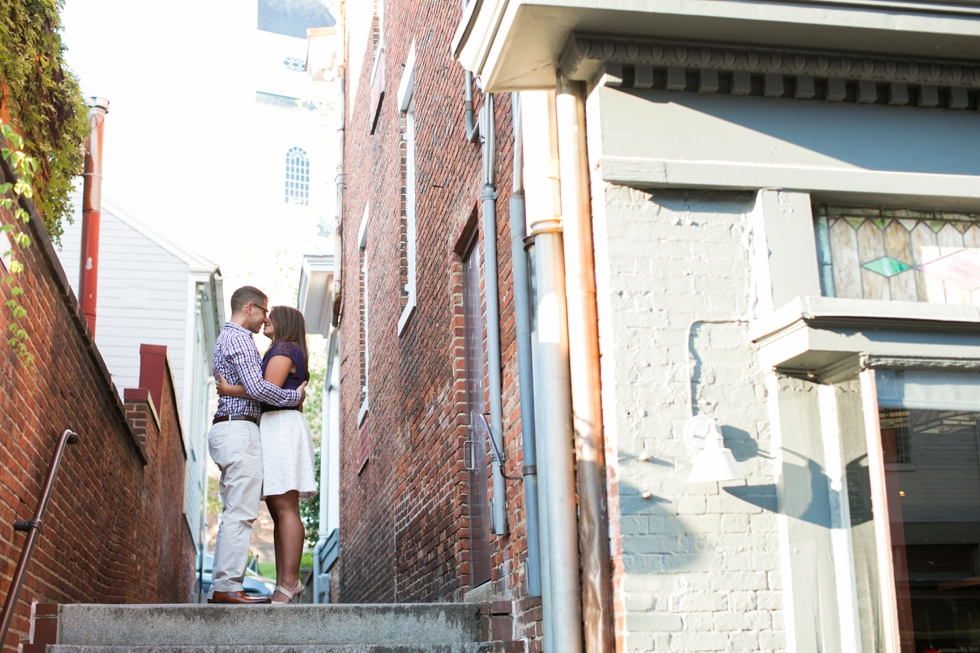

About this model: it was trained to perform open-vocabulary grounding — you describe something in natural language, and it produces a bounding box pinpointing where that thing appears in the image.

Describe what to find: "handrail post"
[0,429,79,650]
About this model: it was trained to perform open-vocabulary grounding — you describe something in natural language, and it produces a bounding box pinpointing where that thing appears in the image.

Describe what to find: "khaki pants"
[207,420,263,596]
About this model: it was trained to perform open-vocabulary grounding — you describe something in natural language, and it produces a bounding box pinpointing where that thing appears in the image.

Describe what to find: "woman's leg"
[265,491,303,602]
[266,500,284,585]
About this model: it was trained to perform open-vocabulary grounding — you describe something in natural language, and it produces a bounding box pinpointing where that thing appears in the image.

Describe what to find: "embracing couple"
[207,285,318,605]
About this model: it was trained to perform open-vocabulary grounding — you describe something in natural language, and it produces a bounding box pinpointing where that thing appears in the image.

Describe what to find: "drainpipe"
[314,37,346,601]
[527,235,554,647]
[464,72,481,143]
[556,78,613,653]
[78,97,109,336]
[460,0,504,536]
[479,95,507,536]
[509,92,541,597]
[521,89,582,653]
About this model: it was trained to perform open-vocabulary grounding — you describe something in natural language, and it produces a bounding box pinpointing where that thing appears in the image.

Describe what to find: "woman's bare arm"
[263,355,295,387]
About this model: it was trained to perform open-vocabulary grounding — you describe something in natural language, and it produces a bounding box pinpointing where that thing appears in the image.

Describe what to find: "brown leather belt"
[212,415,259,425]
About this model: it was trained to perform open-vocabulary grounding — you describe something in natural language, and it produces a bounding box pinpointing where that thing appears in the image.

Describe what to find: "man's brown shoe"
[208,590,271,604]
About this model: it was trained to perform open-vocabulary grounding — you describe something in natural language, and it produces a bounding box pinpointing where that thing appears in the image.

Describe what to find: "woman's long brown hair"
[269,306,310,379]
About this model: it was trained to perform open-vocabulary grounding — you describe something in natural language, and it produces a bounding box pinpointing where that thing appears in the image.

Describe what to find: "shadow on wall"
[618,451,704,574]
[636,90,980,177]
[723,448,873,528]
[617,432,875,573]
[644,188,755,215]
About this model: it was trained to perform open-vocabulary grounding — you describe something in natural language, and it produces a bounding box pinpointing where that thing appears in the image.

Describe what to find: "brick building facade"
[0,151,195,652]
[337,0,980,652]
[336,0,540,646]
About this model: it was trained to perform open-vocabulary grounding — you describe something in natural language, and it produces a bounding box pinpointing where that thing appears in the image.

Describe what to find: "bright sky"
[60,0,335,307]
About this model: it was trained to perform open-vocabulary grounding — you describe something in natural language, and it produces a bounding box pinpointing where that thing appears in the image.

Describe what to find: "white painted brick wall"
[594,186,786,652]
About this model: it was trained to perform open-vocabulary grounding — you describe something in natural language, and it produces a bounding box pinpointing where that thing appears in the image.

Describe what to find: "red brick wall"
[123,347,195,605]
[0,155,194,652]
[338,0,540,647]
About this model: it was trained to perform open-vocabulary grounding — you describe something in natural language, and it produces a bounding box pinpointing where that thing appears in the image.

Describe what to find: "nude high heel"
[270,580,304,605]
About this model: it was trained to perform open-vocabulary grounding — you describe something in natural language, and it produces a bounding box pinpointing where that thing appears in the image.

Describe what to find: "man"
[207,286,306,604]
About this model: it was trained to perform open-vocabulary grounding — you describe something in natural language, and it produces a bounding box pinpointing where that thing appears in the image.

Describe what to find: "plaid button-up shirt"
[212,322,301,419]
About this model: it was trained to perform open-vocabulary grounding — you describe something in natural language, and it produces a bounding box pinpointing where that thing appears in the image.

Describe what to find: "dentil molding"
[561,35,980,109]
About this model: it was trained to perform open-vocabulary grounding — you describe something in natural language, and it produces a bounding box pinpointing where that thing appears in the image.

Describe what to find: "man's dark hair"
[230,286,268,314]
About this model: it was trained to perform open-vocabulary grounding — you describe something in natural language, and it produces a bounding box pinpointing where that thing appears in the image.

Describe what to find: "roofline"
[99,197,219,274]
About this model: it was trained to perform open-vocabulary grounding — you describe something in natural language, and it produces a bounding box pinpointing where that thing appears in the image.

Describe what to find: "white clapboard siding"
[57,200,221,551]
[59,202,214,402]
[57,204,191,404]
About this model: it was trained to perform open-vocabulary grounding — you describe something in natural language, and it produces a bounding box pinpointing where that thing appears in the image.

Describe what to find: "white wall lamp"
[683,415,744,484]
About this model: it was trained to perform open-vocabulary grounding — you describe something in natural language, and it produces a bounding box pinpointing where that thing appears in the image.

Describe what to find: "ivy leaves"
[0,0,87,244]
[0,0,86,365]
[1,120,38,365]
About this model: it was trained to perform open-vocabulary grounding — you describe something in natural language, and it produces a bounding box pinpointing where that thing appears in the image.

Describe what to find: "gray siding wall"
[592,186,786,652]
[57,211,190,407]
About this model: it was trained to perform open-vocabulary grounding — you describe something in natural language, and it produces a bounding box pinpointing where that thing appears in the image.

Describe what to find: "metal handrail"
[0,429,79,648]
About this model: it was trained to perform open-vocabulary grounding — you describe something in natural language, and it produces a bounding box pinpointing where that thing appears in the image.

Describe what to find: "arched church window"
[285,147,310,205]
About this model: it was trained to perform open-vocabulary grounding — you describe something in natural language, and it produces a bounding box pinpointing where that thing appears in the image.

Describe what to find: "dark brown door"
[463,238,492,588]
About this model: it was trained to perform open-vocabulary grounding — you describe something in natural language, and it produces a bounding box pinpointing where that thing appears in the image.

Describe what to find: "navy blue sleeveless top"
[259,341,309,413]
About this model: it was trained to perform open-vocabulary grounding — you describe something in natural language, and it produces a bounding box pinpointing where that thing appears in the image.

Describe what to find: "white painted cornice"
[562,36,980,90]
[451,0,980,92]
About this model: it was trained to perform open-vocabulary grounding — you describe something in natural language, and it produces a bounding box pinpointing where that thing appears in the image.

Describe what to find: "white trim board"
[601,157,980,212]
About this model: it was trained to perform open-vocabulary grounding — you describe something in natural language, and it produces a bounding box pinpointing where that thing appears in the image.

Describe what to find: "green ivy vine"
[1,120,37,365]
[0,0,88,244]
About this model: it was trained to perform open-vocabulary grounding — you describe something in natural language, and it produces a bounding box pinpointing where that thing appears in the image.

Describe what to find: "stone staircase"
[31,603,499,653]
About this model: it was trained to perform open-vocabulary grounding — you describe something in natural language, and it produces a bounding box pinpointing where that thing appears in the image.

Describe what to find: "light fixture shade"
[688,445,744,483]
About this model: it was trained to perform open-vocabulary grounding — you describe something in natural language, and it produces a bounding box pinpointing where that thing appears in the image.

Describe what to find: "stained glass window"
[285,147,309,206]
[283,57,306,73]
[814,206,980,305]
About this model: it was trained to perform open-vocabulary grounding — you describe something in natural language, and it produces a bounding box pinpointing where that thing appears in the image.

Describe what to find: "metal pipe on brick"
[79,97,109,337]
[479,94,507,536]
[556,78,614,653]
[461,0,505,536]
[527,236,554,637]
[314,40,346,603]
[521,89,583,653]
[509,91,541,597]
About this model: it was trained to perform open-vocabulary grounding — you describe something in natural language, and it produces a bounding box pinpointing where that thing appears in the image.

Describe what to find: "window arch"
[285,147,309,205]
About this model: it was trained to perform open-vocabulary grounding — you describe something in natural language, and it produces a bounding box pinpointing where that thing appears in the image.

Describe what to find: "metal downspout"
[79,97,109,336]
[527,236,553,639]
[521,89,582,653]
[461,2,480,144]
[556,78,613,653]
[480,95,507,536]
[460,0,504,536]
[509,91,541,597]
[464,72,481,144]
[315,39,346,601]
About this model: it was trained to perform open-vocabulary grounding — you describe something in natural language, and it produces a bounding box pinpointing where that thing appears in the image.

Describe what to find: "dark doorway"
[463,237,492,588]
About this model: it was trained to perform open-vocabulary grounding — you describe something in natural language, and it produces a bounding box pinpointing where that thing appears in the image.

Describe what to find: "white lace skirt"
[259,409,317,501]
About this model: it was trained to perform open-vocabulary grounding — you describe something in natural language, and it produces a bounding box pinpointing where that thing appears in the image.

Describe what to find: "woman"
[217,306,317,604]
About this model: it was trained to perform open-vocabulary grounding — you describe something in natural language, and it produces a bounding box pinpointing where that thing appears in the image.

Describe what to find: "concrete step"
[56,605,484,647]
[51,647,492,653]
